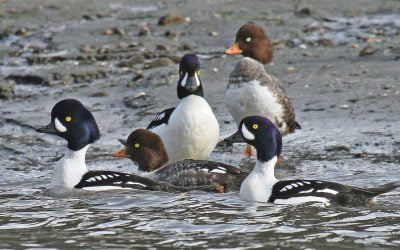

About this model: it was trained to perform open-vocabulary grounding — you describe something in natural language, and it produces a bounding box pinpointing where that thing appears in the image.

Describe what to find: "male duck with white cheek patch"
[224,23,300,156]
[36,99,192,192]
[146,54,220,163]
[225,116,400,205]
[113,129,249,193]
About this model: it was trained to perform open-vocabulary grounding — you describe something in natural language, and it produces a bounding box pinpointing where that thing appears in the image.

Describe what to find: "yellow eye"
[65,116,72,122]
[197,70,201,76]
[252,124,259,130]
[134,143,140,148]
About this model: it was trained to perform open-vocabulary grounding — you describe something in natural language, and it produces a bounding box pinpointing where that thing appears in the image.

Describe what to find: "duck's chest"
[225,80,283,121]
[239,171,277,202]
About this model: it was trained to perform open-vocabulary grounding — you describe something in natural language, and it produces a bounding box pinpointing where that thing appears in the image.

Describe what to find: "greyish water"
[1,0,400,249]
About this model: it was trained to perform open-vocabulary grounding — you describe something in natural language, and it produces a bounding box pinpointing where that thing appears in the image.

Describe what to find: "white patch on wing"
[274,196,329,205]
[82,186,132,191]
[95,176,102,181]
[181,73,188,87]
[126,182,147,187]
[107,175,114,178]
[210,168,226,174]
[297,182,304,186]
[316,188,339,195]
[101,175,107,179]
[303,181,311,185]
[158,112,165,120]
[86,177,96,183]
[291,183,298,188]
[241,124,255,140]
[54,118,67,132]
[299,189,313,194]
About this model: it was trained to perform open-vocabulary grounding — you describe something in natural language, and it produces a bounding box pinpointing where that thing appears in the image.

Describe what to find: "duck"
[225,116,400,205]
[224,23,300,156]
[36,99,194,192]
[113,128,248,192]
[146,54,220,163]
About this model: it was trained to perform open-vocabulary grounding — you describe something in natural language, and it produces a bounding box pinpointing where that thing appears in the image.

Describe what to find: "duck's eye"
[245,37,252,42]
[65,116,72,122]
[134,143,140,148]
[252,124,259,130]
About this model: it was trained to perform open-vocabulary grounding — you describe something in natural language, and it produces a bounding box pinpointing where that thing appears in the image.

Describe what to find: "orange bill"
[225,42,243,54]
[113,149,128,158]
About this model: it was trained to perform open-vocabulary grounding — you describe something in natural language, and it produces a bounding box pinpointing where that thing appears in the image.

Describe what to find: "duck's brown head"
[225,23,274,64]
[113,129,169,172]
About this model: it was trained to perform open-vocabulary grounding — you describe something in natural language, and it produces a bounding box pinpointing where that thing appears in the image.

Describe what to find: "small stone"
[359,45,377,57]
[138,22,151,36]
[117,55,145,67]
[325,144,350,152]
[299,44,307,49]
[212,68,219,73]
[146,58,175,69]
[156,44,169,51]
[134,92,146,99]
[287,66,295,72]
[103,27,125,36]
[351,43,360,49]
[180,43,192,51]
[209,31,218,37]
[90,91,108,97]
[0,82,15,99]
[340,104,350,109]
[80,45,96,54]
[158,14,186,26]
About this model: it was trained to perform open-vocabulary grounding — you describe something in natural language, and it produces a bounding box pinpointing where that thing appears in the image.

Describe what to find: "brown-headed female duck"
[114,129,249,192]
[224,23,300,156]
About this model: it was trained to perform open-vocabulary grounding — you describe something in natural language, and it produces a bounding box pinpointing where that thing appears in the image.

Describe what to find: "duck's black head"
[225,116,282,162]
[36,99,100,151]
[114,129,169,172]
[177,54,203,99]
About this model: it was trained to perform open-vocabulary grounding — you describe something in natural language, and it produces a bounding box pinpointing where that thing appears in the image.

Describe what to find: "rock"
[0,82,15,99]
[209,31,218,37]
[359,45,377,57]
[103,27,125,36]
[90,91,108,97]
[156,44,169,51]
[325,144,350,152]
[146,58,175,69]
[180,43,192,50]
[117,55,145,67]
[80,45,96,54]
[138,22,151,36]
[6,74,50,86]
[158,14,186,26]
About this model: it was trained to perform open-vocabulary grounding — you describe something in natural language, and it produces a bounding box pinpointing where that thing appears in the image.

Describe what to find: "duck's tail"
[367,182,400,196]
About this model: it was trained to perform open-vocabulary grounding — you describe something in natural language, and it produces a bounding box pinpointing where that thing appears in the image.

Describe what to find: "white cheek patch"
[54,117,67,132]
[241,124,255,141]
[195,72,200,87]
[181,73,188,87]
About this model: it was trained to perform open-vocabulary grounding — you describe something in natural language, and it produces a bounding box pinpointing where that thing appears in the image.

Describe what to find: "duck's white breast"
[225,80,283,125]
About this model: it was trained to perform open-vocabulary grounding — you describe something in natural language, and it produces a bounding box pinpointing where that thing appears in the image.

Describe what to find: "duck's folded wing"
[147,108,175,130]
[270,180,400,205]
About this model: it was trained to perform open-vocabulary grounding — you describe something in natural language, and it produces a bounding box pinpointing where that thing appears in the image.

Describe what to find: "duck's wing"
[146,108,175,130]
[75,170,189,192]
[270,180,400,205]
[155,159,249,192]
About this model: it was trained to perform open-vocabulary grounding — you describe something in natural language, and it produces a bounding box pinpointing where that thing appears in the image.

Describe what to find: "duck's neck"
[51,145,90,189]
[253,156,278,180]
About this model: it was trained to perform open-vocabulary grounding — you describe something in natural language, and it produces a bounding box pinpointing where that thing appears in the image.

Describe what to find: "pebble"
[0,82,15,99]
[359,45,377,57]
[209,31,218,37]
[212,68,219,73]
[158,14,186,26]
[340,104,350,109]
[118,55,146,68]
[146,58,175,69]
[90,91,108,97]
[299,44,307,49]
